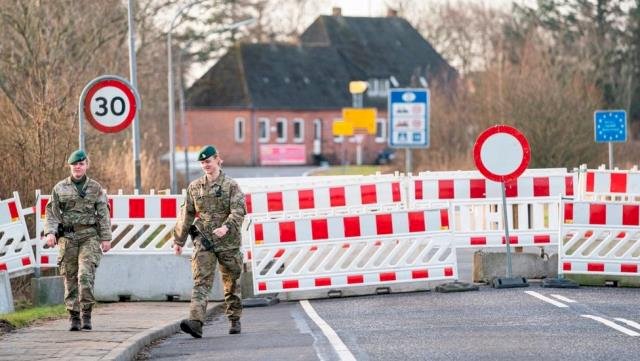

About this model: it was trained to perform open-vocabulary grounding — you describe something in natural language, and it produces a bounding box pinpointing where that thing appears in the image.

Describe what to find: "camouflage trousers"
[57,231,102,312]
[189,247,243,323]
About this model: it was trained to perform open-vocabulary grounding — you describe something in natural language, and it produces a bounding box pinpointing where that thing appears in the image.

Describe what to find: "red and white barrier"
[250,206,457,294]
[559,200,640,277]
[582,167,640,201]
[252,208,448,245]
[410,169,574,249]
[0,192,35,277]
[245,178,403,216]
[447,197,561,248]
[34,191,193,269]
[410,170,574,203]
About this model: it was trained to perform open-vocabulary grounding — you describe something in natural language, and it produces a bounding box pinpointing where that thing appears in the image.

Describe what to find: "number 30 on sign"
[81,76,139,133]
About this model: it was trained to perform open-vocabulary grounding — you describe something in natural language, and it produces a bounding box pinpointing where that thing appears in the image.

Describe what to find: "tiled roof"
[187,15,456,109]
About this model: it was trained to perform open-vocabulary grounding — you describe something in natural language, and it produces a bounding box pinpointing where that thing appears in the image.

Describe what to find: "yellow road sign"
[342,108,377,134]
[332,120,354,136]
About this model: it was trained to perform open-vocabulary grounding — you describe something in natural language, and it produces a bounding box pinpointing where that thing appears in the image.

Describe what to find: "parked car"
[375,148,396,165]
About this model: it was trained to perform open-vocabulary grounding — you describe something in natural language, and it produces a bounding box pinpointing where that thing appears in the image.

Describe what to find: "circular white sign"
[473,125,530,182]
[82,77,137,133]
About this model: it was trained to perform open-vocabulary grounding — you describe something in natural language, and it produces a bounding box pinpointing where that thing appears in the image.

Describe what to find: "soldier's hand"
[101,241,111,252]
[45,233,56,248]
[174,244,183,255]
[213,225,228,237]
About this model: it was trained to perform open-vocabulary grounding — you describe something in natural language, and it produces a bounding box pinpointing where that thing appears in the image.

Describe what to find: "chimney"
[332,7,342,16]
[387,8,398,17]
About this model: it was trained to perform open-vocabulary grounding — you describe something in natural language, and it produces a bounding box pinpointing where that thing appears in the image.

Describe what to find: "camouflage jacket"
[173,171,246,251]
[44,176,112,241]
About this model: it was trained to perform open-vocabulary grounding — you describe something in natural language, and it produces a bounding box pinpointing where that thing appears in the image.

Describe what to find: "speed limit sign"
[80,75,139,133]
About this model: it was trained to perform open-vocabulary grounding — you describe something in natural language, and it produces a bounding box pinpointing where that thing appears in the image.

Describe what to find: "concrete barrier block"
[31,276,64,306]
[473,251,558,283]
[0,271,14,314]
[94,254,223,301]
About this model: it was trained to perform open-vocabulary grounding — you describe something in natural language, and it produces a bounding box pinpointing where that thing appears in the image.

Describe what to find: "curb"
[102,302,224,361]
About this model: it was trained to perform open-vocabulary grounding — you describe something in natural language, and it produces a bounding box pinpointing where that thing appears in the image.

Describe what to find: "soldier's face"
[200,156,220,175]
[69,160,88,179]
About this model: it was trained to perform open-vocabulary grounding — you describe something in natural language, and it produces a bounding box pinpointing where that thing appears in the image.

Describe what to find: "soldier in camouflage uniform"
[173,145,246,338]
[44,150,112,331]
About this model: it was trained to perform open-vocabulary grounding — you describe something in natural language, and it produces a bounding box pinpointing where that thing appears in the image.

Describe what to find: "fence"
[558,200,640,276]
[250,206,457,294]
[0,193,35,278]
[1,165,639,298]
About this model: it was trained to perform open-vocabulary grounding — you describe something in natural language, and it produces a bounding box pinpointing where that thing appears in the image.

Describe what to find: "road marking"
[550,294,577,303]
[614,318,640,331]
[525,291,569,308]
[300,300,356,361]
[582,315,640,337]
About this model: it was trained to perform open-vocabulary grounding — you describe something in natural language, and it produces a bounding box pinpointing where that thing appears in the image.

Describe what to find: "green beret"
[67,149,87,164]
[197,145,217,161]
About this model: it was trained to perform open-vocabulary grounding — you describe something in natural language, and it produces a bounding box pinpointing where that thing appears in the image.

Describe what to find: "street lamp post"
[167,0,205,194]
[349,81,368,166]
[168,11,255,193]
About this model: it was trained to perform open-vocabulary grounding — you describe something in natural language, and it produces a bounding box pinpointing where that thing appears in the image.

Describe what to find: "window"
[313,119,322,140]
[375,118,386,143]
[292,118,304,143]
[368,78,390,98]
[276,118,287,143]
[234,117,245,142]
[258,118,269,143]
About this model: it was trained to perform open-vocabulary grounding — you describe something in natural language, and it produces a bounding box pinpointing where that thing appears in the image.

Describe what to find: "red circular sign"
[473,125,530,182]
[83,78,137,133]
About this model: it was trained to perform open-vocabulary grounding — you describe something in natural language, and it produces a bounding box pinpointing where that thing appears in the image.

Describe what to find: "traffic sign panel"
[81,76,138,133]
[473,125,530,183]
[594,110,627,143]
[342,108,376,134]
[332,120,354,136]
[388,88,429,148]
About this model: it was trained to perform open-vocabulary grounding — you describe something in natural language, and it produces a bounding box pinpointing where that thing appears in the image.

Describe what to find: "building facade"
[183,10,456,166]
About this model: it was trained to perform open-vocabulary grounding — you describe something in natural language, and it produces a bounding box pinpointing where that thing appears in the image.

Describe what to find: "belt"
[62,224,95,233]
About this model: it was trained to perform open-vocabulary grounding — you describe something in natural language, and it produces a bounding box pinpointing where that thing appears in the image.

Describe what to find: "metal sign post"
[594,110,627,169]
[78,75,140,150]
[388,88,430,173]
[473,125,531,288]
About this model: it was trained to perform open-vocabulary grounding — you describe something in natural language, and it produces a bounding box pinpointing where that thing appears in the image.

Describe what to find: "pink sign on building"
[260,144,306,165]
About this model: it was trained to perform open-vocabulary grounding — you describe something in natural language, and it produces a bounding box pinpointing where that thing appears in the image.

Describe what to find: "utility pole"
[127,0,142,191]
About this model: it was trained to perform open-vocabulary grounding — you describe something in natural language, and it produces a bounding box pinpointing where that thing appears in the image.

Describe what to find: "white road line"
[550,294,577,303]
[614,318,640,331]
[300,300,357,361]
[582,315,640,337]
[525,291,569,308]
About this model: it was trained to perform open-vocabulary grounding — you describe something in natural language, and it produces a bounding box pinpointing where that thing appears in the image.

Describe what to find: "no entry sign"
[473,125,530,183]
[80,75,139,133]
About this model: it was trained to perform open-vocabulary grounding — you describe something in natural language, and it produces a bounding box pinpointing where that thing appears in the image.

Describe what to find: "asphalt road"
[140,286,640,361]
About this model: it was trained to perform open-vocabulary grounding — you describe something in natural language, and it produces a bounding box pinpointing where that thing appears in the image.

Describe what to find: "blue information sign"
[594,110,627,143]
[388,88,429,148]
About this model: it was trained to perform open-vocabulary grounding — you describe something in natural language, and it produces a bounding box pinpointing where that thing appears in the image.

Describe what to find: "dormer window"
[367,78,390,98]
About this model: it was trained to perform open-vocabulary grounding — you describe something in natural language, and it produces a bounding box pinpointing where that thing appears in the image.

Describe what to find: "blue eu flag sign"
[594,110,627,143]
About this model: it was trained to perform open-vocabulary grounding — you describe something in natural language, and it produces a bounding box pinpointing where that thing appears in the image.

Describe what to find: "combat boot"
[180,319,203,338]
[69,311,81,331]
[229,319,241,334]
[81,310,92,330]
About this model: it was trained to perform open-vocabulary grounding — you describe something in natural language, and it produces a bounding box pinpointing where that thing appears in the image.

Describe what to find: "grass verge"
[1,304,67,329]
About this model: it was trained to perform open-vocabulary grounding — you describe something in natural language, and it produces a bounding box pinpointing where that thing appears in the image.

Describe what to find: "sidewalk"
[0,302,221,361]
